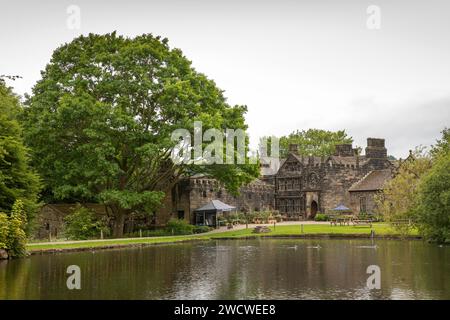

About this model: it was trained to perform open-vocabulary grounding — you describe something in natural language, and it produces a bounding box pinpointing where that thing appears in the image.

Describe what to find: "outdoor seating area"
[391,219,413,227]
[327,204,374,228]
[329,215,353,226]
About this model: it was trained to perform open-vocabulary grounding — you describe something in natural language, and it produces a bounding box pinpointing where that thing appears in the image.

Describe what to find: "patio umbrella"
[332,204,352,212]
[195,200,236,212]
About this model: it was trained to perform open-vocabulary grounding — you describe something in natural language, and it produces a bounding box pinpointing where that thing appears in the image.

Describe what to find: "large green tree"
[262,128,353,158]
[23,33,258,237]
[0,80,41,227]
[415,129,450,243]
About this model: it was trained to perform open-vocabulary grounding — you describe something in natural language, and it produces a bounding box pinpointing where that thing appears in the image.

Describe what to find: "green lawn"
[27,223,419,252]
[27,234,211,251]
[211,223,416,238]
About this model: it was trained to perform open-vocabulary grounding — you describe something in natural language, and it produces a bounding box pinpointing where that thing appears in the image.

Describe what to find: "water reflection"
[0,239,448,299]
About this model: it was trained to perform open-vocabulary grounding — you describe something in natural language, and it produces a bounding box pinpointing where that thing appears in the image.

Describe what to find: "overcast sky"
[1,0,449,158]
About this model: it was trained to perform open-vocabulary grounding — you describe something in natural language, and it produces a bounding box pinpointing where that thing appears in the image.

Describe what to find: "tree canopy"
[374,147,432,231]
[375,130,450,243]
[0,80,41,225]
[430,128,450,159]
[261,128,353,158]
[415,129,450,243]
[23,33,259,237]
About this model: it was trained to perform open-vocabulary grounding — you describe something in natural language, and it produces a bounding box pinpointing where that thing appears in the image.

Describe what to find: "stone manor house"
[36,137,395,238]
[166,137,394,223]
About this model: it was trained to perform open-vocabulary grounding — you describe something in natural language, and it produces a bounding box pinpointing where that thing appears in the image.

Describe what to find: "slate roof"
[278,154,369,170]
[291,154,322,165]
[327,155,367,166]
[349,169,392,192]
[195,200,236,212]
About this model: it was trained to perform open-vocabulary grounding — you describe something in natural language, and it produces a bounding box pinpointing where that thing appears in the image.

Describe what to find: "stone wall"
[320,165,365,214]
[34,205,67,240]
[183,178,274,224]
[348,190,380,214]
[34,204,108,240]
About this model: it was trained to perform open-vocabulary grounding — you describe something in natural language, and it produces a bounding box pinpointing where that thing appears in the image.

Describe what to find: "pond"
[0,239,449,299]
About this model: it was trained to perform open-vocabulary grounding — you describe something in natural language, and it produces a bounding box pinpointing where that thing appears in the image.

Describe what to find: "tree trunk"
[112,208,127,238]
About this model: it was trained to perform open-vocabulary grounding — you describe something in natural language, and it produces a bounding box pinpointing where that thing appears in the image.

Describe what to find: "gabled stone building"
[165,137,394,224]
[268,138,393,219]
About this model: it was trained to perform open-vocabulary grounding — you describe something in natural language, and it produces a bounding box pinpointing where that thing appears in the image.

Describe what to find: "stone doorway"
[310,200,318,219]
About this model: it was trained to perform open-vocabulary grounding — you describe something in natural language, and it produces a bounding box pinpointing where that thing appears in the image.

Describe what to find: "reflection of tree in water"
[82,244,197,299]
[0,258,31,299]
[1,245,197,299]
[379,241,450,299]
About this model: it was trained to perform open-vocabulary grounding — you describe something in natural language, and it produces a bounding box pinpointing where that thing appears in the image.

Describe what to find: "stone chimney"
[353,148,360,168]
[288,144,299,154]
[365,138,387,159]
[334,144,354,157]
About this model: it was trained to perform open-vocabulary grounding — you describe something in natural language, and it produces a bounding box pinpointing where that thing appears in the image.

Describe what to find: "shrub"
[0,200,28,258]
[193,226,212,234]
[238,213,248,224]
[64,204,107,240]
[251,210,272,223]
[226,213,244,224]
[357,212,379,221]
[8,200,28,257]
[314,213,328,221]
[0,213,9,250]
[165,219,195,235]
[217,215,227,227]
[261,210,272,223]
[272,211,283,222]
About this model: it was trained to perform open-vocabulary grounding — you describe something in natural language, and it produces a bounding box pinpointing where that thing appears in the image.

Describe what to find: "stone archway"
[310,200,318,219]
[305,192,319,220]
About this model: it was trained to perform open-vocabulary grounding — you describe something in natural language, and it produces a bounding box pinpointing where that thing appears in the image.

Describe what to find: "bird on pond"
[356,245,378,249]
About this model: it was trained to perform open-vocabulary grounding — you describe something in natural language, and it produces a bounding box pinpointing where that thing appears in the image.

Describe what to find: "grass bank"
[27,223,420,254]
[210,223,419,238]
